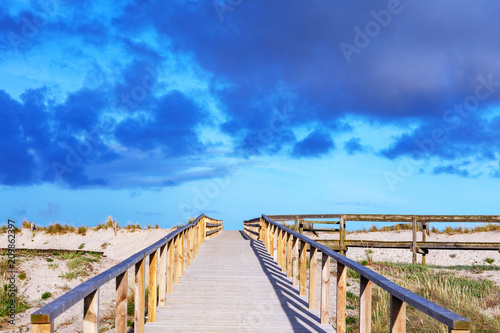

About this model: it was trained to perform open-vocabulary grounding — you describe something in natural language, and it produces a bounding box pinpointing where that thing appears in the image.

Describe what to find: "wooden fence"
[245,215,471,333]
[31,214,223,333]
[251,214,500,264]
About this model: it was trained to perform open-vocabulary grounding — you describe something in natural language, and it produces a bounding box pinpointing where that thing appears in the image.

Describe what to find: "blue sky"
[1,0,500,231]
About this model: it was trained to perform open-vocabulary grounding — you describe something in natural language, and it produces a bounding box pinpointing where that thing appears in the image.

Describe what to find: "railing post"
[268,222,271,252]
[286,233,292,278]
[260,218,264,240]
[299,240,306,296]
[390,295,406,333]
[32,323,53,333]
[321,252,330,324]
[273,225,278,260]
[292,236,299,286]
[83,289,99,333]
[340,215,346,255]
[115,271,127,333]
[158,244,167,306]
[148,250,158,322]
[181,231,186,275]
[167,240,174,293]
[174,235,180,283]
[294,215,299,232]
[187,228,192,266]
[277,228,282,267]
[134,258,145,333]
[359,276,372,333]
[422,221,427,265]
[203,216,207,239]
[281,230,287,272]
[337,262,347,333]
[309,246,318,309]
[412,216,417,264]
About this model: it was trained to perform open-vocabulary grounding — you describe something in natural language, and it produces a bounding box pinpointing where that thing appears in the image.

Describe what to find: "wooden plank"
[167,240,173,293]
[359,276,372,333]
[309,247,318,309]
[422,222,427,265]
[135,258,145,333]
[303,228,340,232]
[301,220,340,224]
[32,323,53,333]
[148,250,158,322]
[115,272,127,333]
[281,229,286,272]
[83,289,99,333]
[158,245,167,307]
[299,240,306,296]
[342,214,500,223]
[145,231,335,333]
[321,252,330,324]
[268,214,343,221]
[340,215,346,255]
[286,233,292,278]
[174,235,180,283]
[390,295,406,333]
[292,236,299,286]
[412,217,417,264]
[180,231,185,276]
[317,240,500,251]
[337,262,346,333]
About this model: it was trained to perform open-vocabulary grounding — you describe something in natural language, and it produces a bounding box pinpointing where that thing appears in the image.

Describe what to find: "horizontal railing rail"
[245,215,471,333]
[31,214,223,333]
[262,214,500,264]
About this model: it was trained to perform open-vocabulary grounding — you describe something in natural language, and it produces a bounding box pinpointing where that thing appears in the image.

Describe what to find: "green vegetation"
[77,226,88,235]
[0,258,30,325]
[95,216,118,231]
[78,243,85,250]
[367,262,500,332]
[101,242,110,250]
[125,222,142,231]
[18,273,26,280]
[58,252,101,280]
[41,292,52,300]
[485,258,495,265]
[45,223,76,234]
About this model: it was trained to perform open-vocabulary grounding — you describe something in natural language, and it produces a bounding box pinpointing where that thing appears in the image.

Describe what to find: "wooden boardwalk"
[145,230,335,332]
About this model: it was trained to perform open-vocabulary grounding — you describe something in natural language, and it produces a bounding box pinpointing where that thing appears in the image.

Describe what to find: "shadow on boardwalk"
[240,231,334,333]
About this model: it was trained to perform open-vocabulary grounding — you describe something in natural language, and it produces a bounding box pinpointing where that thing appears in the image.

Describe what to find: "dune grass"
[344,262,500,332]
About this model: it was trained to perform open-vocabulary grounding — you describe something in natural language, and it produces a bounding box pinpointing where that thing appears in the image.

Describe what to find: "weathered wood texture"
[145,231,335,332]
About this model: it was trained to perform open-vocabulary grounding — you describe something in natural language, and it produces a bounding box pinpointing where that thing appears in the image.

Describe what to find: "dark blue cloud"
[115,90,207,155]
[292,130,335,158]
[344,137,368,155]
[0,90,36,185]
[3,0,500,186]
[432,165,470,178]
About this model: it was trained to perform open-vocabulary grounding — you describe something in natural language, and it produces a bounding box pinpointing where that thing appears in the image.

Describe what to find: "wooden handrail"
[267,214,500,223]
[31,214,223,333]
[249,214,472,333]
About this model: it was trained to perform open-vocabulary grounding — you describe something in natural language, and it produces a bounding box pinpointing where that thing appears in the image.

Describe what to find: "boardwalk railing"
[254,214,500,264]
[244,215,471,333]
[31,214,223,333]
